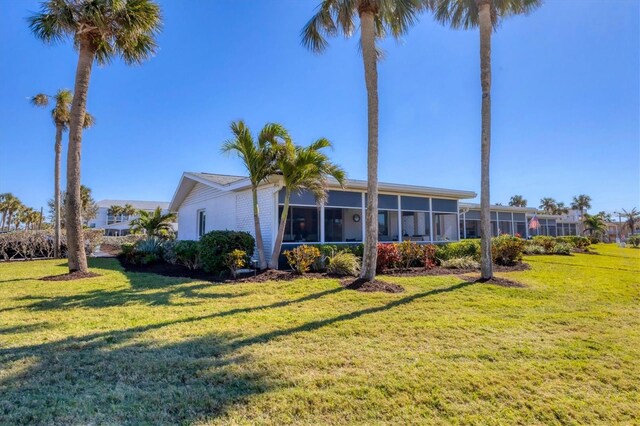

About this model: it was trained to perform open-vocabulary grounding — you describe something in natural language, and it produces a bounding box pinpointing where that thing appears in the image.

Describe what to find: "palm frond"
[31,93,50,107]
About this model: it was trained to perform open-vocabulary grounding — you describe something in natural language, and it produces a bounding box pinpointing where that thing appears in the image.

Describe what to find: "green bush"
[199,231,255,274]
[396,241,423,270]
[492,234,524,266]
[326,251,360,276]
[174,240,201,270]
[532,236,556,254]
[557,236,591,250]
[553,242,573,255]
[628,235,640,248]
[523,243,545,255]
[441,256,480,269]
[284,245,320,274]
[435,239,481,262]
[312,244,339,272]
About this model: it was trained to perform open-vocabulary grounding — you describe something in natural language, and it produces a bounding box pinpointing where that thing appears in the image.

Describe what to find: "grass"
[1,244,638,425]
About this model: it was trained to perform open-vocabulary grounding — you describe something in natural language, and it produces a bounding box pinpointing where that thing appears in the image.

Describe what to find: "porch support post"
[429,198,434,242]
[456,201,461,241]
[397,195,402,242]
[320,203,325,243]
[361,192,366,244]
[463,211,467,239]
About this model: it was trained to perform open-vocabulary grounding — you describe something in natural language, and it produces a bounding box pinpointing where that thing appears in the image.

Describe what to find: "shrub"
[376,243,400,273]
[199,231,255,274]
[326,251,360,276]
[492,234,524,266]
[224,249,247,278]
[553,242,573,255]
[135,236,164,265]
[346,243,365,258]
[284,245,320,274]
[396,241,423,270]
[628,235,640,248]
[312,244,338,272]
[436,239,481,262]
[523,243,545,255]
[120,242,136,262]
[174,240,201,270]
[423,244,437,269]
[557,236,591,250]
[441,256,480,269]
[532,236,556,254]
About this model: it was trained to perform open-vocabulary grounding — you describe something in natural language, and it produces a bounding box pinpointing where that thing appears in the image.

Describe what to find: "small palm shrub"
[135,236,164,264]
[199,231,255,274]
[553,242,573,255]
[376,243,400,273]
[441,256,480,269]
[312,244,339,272]
[436,239,481,262]
[627,235,640,248]
[492,234,524,266]
[326,251,360,276]
[397,241,423,270]
[224,249,247,278]
[284,245,320,274]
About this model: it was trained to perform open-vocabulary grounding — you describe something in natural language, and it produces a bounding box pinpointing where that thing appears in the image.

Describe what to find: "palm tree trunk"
[54,124,63,258]
[252,186,267,270]
[269,190,290,269]
[66,41,95,273]
[359,9,379,281]
[478,0,493,280]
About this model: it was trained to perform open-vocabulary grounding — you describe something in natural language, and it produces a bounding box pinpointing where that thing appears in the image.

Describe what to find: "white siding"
[176,183,278,258]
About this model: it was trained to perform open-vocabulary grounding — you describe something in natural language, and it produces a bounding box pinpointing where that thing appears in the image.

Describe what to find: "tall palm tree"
[0,193,14,231]
[508,194,526,207]
[570,194,591,218]
[582,213,606,238]
[129,207,176,238]
[221,121,287,270]
[431,0,541,280]
[29,0,162,273]
[2,194,24,231]
[539,197,557,214]
[32,90,94,257]
[269,137,346,269]
[302,0,423,281]
[620,207,639,236]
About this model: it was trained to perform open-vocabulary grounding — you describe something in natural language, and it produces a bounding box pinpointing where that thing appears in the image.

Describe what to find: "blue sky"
[1,0,638,215]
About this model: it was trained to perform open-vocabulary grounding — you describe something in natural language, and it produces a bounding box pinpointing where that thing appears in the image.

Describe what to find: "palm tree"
[539,197,557,214]
[108,205,123,223]
[571,194,592,218]
[2,195,24,231]
[32,89,94,257]
[431,0,541,280]
[221,121,287,270]
[620,208,639,235]
[269,137,346,269]
[51,185,98,227]
[129,207,176,238]
[121,204,137,219]
[302,0,423,281]
[552,201,569,216]
[582,213,606,239]
[29,0,162,273]
[508,195,527,207]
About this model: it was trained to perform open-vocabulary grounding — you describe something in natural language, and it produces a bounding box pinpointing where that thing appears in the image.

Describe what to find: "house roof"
[169,171,477,212]
[96,199,169,210]
[459,203,537,213]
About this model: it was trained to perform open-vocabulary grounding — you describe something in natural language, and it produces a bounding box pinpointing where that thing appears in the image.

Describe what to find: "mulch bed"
[386,262,530,277]
[470,275,526,288]
[341,278,405,293]
[41,271,101,281]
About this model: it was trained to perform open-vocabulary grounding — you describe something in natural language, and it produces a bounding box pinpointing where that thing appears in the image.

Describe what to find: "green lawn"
[1,245,638,425]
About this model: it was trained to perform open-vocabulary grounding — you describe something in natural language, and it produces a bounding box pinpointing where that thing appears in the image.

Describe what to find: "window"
[325,207,362,242]
[465,219,480,239]
[401,211,430,241]
[197,209,206,237]
[378,211,388,238]
[515,222,527,238]
[498,221,512,235]
[279,206,319,243]
[433,212,458,241]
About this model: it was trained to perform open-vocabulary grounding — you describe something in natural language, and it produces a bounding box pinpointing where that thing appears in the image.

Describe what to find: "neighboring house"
[88,200,176,236]
[168,172,477,256]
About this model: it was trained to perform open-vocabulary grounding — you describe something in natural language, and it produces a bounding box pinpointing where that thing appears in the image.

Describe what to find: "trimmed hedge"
[199,230,255,273]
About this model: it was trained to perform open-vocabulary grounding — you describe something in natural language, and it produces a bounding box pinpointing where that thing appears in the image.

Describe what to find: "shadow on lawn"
[1,260,475,423]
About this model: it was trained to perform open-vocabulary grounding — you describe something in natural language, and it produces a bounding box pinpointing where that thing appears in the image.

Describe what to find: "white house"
[168,172,478,257]
[88,199,176,236]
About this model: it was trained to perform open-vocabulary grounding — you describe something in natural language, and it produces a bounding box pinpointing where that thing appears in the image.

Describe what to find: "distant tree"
[552,202,569,215]
[130,207,176,238]
[509,195,527,207]
[269,137,346,269]
[32,89,94,257]
[121,204,137,218]
[221,120,286,270]
[108,205,124,218]
[48,185,98,227]
[539,198,557,214]
[571,194,592,217]
[582,213,607,238]
[597,211,612,223]
[620,208,639,235]
[0,193,23,231]
[29,0,162,273]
